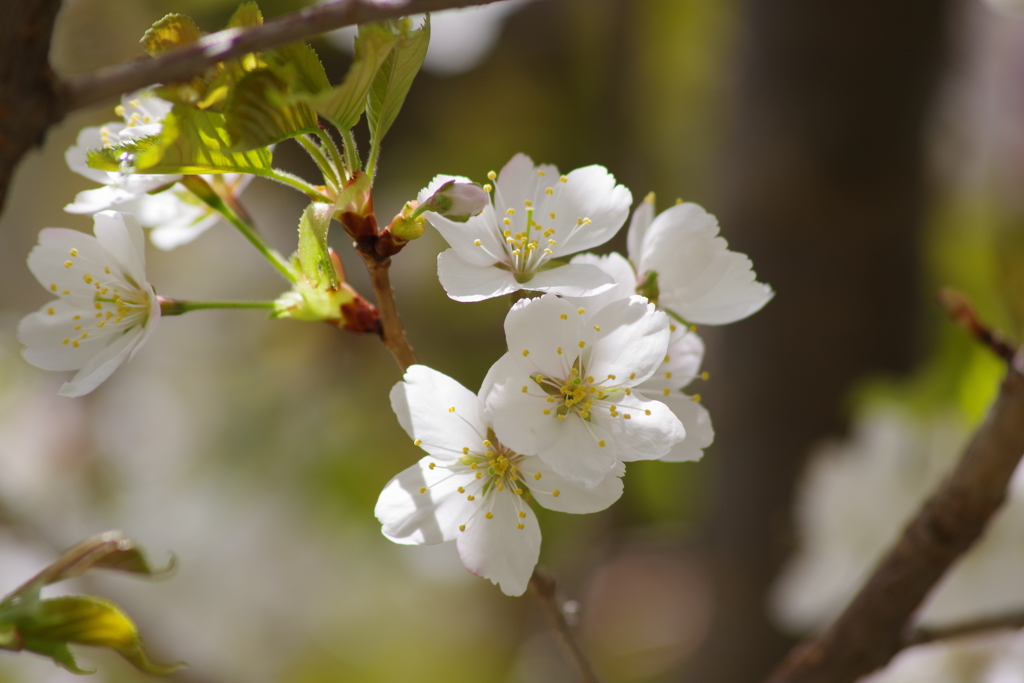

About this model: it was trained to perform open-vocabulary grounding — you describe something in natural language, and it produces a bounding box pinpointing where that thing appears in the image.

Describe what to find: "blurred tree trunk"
[684,1,955,681]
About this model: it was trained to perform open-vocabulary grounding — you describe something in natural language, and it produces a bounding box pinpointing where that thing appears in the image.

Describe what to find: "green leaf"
[88,106,274,176]
[19,597,184,675]
[307,24,398,131]
[140,14,201,56]
[31,531,174,589]
[366,17,430,148]
[269,41,331,96]
[297,202,338,289]
[227,1,263,28]
[225,69,320,150]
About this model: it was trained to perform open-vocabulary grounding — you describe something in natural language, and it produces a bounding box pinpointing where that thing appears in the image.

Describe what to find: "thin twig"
[766,344,1024,683]
[358,251,418,371]
[907,611,1024,647]
[63,0,514,113]
[528,568,604,683]
[937,288,1017,361]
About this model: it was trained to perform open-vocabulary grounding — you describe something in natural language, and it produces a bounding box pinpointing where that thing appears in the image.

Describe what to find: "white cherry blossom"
[18,211,160,397]
[419,154,632,301]
[628,194,773,325]
[64,91,249,250]
[485,293,685,487]
[566,252,714,462]
[375,365,623,596]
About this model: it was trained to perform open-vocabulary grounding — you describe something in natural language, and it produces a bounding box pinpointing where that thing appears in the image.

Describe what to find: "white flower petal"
[485,370,563,458]
[428,204,505,266]
[437,249,523,301]
[375,458,477,545]
[657,395,713,462]
[58,326,142,397]
[65,126,116,184]
[504,293,589,379]
[416,173,473,204]
[597,394,685,461]
[639,203,773,325]
[18,300,109,370]
[636,325,706,394]
[543,412,619,487]
[457,488,540,596]
[389,365,489,460]
[521,263,616,297]
[587,296,671,386]
[626,195,656,270]
[64,185,141,214]
[521,456,624,514]
[494,153,558,217]
[544,165,631,255]
[92,211,147,286]
[27,228,123,305]
[565,252,637,311]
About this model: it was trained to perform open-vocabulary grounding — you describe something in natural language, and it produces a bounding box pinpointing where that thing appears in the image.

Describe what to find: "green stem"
[340,128,361,177]
[265,168,331,201]
[664,307,695,329]
[296,135,340,191]
[316,127,351,180]
[366,135,382,180]
[181,175,297,283]
[159,297,277,316]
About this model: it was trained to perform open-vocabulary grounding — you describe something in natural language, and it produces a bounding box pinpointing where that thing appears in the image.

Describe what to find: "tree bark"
[684,1,956,681]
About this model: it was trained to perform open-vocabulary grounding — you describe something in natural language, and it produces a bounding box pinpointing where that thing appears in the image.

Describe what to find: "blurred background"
[0,0,1022,681]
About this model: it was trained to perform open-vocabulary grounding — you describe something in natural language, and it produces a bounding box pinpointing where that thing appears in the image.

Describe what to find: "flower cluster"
[376,154,773,595]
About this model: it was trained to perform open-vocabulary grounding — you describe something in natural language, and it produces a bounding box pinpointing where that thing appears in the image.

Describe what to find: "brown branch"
[0,0,520,219]
[766,345,1024,683]
[528,568,604,683]
[907,611,1024,648]
[63,0,513,113]
[359,251,418,372]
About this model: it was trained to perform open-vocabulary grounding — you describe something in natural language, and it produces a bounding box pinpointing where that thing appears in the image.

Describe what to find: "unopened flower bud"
[418,180,488,222]
[390,212,426,243]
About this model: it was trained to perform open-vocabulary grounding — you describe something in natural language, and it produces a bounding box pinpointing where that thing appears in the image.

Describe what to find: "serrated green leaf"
[29,531,174,589]
[367,17,430,148]
[140,13,201,56]
[19,597,183,675]
[269,41,331,96]
[228,1,263,28]
[297,202,338,289]
[128,106,274,175]
[308,24,398,131]
[225,69,319,150]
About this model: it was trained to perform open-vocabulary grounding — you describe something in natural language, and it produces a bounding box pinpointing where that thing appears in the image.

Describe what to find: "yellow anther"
[74,315,81,320]
[50,284,57,292]
[522,386,529,393]
[522,349,530,357]
[543,248,553,255]
[483,184,492,192]
[664,355,670,363]
[97,321,106,328]
[675,197,683,204]
[64,261,73,268]
[624,414,632,419]
[468,495,476,501]
[598,440,606,447]
[449,406,456,413]
[593,325,601,332]
[556,347,563,355]
[645,409,652,415]
[104,266,111,274]
[524,200,533,207]
[457,486,465,493]
[559,175,568,183]
[690,324,698,332]
[702,371,710,380]
[114,105,125,116]
[94,303,102,310]
[485,451,494,457]
[693,394,702,403]
[503,218,512,226]
[663,388,671,396]
[507,208,515,215]
[476,472,483,479]
[74,325,82,331]
[629,372,636,380]
[69,248,79,257]
[518,511,527,518]
[497,484,504,491]
[577,308,586,315]
[545,188,554,195]
[546,397,555,403]
[47,308,54,315]
[485,512,494,520]
[578,340,586,348]
[553,489,561,497]
[557,414,566,420]
[459,524,466,532]
[487,171,497,180]
[560,313,568,320]
[570,368,579,377]
[414,439,423,446]
[514,488,523,495]
[665,372,673,379]
[534,472,542,480]
[474,239,482,246]
[670,324,677,332]
[128,99,140,107]
[625,388,632,396]
[543,409,551,415]
[549,212,556,219]
[537,169,546,176]
[548,239,557,245]
[419,487,427,494]
[62,338,70,345]
[517,523,525,530]
[72,340,80,348]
